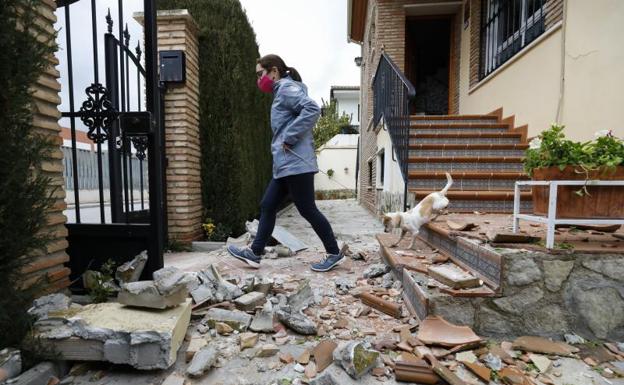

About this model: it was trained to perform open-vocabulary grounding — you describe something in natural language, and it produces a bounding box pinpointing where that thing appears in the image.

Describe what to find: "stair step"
[410,123,510,135]
[411,132,523,145]
[410,143,528,158]
[408,171,529,191]
[410,115,499,125]
[409,190,532,211]
[408,156,524,172]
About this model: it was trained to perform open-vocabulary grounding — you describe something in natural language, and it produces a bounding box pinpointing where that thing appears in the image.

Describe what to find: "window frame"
[480,0,545,79]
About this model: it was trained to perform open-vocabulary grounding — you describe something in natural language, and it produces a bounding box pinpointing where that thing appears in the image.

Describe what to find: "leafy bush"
[0,0,56,348]
[314,99,352,149]
[157,0,273,237]
[524,125,624,177]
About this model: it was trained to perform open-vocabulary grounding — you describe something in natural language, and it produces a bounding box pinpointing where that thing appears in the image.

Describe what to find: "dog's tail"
[440,172,453,195]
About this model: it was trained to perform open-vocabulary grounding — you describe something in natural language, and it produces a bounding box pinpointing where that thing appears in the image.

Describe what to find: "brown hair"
[257,54,302,82]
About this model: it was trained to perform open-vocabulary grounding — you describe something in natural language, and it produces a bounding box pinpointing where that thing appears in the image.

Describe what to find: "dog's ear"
[382,215,391,226]
[418,196,434,218]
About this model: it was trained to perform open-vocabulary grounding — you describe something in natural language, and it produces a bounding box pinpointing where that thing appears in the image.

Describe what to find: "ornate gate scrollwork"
[79,83,118,144]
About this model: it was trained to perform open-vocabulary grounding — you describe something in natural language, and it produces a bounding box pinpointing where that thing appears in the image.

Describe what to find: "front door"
[406,17,452,115]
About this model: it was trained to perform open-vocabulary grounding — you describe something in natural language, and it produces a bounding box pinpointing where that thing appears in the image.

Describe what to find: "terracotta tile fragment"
[512,336,578,356]
[312,340,337,373]
[416,316,481,347]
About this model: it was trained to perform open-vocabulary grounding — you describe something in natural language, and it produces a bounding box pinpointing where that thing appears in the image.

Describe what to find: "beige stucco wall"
[459,0,624,141]
[315,147,358,191]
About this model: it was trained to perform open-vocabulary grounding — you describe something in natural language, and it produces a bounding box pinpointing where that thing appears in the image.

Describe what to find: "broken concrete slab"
[35,299,192,370]
[447,220,478,231]
[203,308,252,331]
[427,263,481,290]
[186,345,218,377]
[153,266,194,296]
[333,341,380,379]
[27,293,71,320]
[487,232,540,244]
[363,263,390,278]
[226,232,251,247]
[251,276,274,295]
[118,281,187,309]
[0,348,22,382]
[246,219,308,252]
[115,250,147,284]
[234,291,266,311]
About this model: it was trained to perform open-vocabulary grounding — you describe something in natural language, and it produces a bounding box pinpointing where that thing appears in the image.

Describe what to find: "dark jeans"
[251,172,339,256]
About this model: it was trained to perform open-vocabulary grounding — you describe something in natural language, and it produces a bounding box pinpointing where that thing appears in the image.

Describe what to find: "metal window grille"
[480,0,545,78]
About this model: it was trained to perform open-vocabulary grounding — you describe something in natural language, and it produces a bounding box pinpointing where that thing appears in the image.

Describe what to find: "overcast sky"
[239,0,361,104]
[54,0,361,131]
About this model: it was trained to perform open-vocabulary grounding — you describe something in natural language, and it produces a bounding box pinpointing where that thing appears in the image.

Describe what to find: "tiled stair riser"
[411,119,498,125]
[411,137,521,145]
[408,162,524,171]
[414,128,509,134]
[408,179,530,191]
[412,149,526,157]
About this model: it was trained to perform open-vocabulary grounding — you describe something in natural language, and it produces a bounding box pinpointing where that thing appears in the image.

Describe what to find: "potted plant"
[524,125,624,218]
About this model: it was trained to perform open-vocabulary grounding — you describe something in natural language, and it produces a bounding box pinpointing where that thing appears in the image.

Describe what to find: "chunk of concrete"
[115,250,147,284]
[186,346,218,377]
[27,293,71,320]
[5,362,58,385]
[153,266,194,296]
[234,291,266,311]
[276,309,317,335]
[250,301,275,333]
[256,344,279,357]
[35,299,192,370]
[252,276,274,295]
[240,332,259,349]
[0,348,22,382]
[203,308,252,331]
[310,372,339,385]
[333,341,380,379]
[363,264,390,279]
[118,281,187,309]
[287,280,314,312]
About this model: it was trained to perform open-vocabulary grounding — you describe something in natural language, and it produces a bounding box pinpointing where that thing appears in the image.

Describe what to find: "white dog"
[382,173,453,249]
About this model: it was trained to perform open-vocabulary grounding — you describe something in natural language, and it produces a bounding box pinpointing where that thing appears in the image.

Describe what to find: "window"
[480,0,545,78]
[367,159,373,187]
[377,149,385,188]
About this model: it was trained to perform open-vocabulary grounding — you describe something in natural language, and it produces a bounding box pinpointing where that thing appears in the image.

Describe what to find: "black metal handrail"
[372,52,416,210]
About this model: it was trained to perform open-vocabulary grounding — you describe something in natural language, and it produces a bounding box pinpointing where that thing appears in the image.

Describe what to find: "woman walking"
[227,54,343,272]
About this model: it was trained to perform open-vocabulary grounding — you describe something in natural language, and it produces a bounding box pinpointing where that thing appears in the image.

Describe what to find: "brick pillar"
[22,0,71,292]
[157,10,203,243]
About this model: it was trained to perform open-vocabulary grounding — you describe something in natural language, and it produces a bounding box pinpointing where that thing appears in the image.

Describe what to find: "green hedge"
[0,0,56,348]
[157,0,272,239]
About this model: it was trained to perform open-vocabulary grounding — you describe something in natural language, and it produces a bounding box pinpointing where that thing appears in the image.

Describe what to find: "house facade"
[348,0,624,214]
[330,85,361,131]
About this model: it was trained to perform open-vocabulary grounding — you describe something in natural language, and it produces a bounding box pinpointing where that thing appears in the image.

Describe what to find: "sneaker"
[310,252,344,272]
[227,245,261,269]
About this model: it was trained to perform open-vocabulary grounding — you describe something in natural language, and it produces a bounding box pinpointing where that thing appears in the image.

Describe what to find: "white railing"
[513,180,624,249]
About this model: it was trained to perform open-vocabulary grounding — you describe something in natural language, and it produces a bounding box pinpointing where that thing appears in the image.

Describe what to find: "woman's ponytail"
[257,54,303,82]
[287,67,302,82]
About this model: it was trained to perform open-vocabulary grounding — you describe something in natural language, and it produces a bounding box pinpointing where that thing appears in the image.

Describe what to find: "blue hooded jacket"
[270,75,320,179]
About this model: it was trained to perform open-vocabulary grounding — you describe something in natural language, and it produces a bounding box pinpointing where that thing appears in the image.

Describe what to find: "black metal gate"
[57,0,166,288]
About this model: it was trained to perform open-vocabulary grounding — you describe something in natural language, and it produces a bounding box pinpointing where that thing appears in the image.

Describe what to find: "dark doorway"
[406,17,452,115]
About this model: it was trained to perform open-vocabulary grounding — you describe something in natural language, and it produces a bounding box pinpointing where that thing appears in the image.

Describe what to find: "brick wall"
[157,10,203,243]
[469,0,564,87]
[22,0,71,292]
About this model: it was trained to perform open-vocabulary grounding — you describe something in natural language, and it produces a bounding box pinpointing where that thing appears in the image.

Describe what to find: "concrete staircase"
[408,114,531,213]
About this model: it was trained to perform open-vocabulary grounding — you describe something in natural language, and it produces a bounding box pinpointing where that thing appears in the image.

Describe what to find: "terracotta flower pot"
[531,166,624,218]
